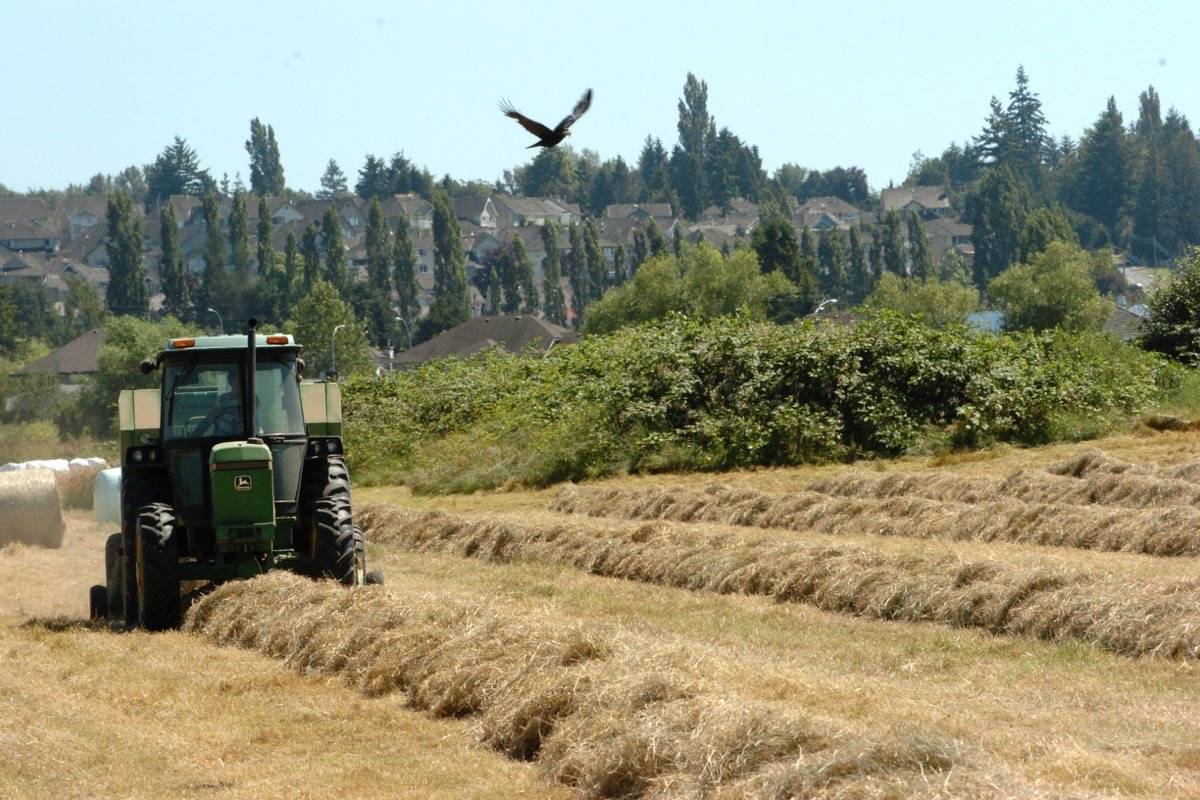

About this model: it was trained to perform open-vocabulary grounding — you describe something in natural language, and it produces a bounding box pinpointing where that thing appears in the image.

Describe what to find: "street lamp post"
[330,323,347,381]
[206,307,224,334]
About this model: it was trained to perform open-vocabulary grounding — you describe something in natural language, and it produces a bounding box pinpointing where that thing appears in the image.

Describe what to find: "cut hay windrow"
[0,468,63,548]
[805,466,1200,511]
[551,482,1200,557]
[359,504,1200,661]
[184,572,1054,799]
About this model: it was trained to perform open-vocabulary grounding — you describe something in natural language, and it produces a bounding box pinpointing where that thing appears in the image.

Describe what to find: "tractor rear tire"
[315,496,366,586]
[89,585,107,621]
[135,504,181,631]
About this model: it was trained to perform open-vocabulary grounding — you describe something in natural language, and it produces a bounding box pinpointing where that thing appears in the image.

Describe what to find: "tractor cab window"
[163,357,303,440]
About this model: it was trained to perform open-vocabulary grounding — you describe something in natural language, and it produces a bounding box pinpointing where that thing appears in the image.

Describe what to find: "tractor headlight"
[127,445,161,465]
[325,438,342,455]
[132,449,143,463]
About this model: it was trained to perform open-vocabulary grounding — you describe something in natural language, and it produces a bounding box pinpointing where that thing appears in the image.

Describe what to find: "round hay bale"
[0,469,64,548]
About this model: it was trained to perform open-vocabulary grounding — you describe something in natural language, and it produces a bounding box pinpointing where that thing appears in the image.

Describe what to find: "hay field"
[7,428,1200,798]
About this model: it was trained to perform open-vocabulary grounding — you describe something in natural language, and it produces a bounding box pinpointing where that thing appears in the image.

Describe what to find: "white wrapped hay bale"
[93,467,122,525]
[0,469,64,548]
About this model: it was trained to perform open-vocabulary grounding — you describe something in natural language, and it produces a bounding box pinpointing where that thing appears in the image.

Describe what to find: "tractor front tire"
[135,504,181,631]
[315,496,366,586]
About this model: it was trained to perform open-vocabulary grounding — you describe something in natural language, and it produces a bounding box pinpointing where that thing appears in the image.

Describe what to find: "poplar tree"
[510,234,538,313]
[159,203,189,318]
[300,222,321,293]
[201,190,226,306]
[246,117,285,195]
[632,228,648,272]
[881,211,906,276]
[256,197,274,275]
[645,218,668,257]
[488,266,502,314]
[104,191,148,317]
[540,220,567,325]
[365,198,390,293]
[499,245,521,313]
[847,225,869,301]
[428,189,470,332]
[567,222,587,320]
[817,229,846,296]
[584,218,606,301]
[613,244,627,284]
[799,225,818,280]
[393,214,420,328]
[906,213,932,280]
[321,204,349,298]
[229,191,251,279]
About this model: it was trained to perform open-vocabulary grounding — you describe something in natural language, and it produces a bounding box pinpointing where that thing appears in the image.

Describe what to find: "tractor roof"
[163,333,300,353]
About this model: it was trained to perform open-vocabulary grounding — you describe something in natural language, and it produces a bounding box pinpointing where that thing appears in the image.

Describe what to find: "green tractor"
[90,320,377,630]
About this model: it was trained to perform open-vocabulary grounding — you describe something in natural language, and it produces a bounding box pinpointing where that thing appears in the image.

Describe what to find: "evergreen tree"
[906,213,933,280]
[1004,66,1049,180]
[355,155,391,199]
[584,218,606,301]
[105,191,148,317]
[847,226,870,302]
[964,166,1032,287]
[645,219,668,258]
[637,136,672,203]
[1133,127,1170,262]
[245,118,285,196]
[540,221,567,325]
[1064,97,1131,233]
[300,222,321,293]
[817,229,846,295]
[632,228,648,272]
[751,216,801,280]
[159,204,189,318]
[1164,111,1200,248]
[317,159,348,199]
[256,197,274,276]
[427,189,470,334]
[510,234,538,313]
[1018,206,1077,262]
[974,97,1013,168]
[321,204,349,297]
[229,191,252,278]
[201,190,226,308]
[567,222,587,320]
[365,198,390,293]
[393,213,420,328]
[880,212,906,276]
[144,136,211,207]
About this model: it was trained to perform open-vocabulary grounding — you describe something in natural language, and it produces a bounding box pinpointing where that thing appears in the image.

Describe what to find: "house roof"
[1103,305,1145,342]
[880,185,951,212]
[604,202,674,220]
[393,315,578,365]
[923,217,972,237]
[796,196,861,217]
[16,329,105,376]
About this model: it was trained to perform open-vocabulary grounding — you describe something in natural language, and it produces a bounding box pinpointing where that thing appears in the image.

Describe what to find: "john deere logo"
[234,475,252,492]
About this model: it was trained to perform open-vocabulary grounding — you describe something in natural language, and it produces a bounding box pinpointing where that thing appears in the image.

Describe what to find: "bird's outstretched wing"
[499,100,556,141]
[554,88,593,135]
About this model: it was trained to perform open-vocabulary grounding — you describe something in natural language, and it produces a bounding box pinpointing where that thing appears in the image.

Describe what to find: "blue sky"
[3,0,1198,194]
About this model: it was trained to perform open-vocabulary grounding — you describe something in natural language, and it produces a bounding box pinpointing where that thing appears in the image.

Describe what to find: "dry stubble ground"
[5,428,1200,797]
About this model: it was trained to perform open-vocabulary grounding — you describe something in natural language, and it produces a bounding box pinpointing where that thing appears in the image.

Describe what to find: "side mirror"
[138,357,158,375]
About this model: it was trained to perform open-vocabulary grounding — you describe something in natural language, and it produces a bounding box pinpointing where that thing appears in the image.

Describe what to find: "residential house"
[922,217,973,265]
[391,315,578,367]
[0,197,62,254]
[491,195,578,228]
[63,198,109,239]
[379,194,435,231]
[454,196,498,229]
[699,198,759,220]
[795,196,862,228]
[880,185,951,219]
[15,328,104,395]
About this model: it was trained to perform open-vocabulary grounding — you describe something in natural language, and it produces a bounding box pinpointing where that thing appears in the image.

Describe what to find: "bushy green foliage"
[988,241,1109,332]
[286,281,372,379]
[864,273,980,328]
[1141,246,1200,364]
[343,314,1178,493]
[583,244,790,334]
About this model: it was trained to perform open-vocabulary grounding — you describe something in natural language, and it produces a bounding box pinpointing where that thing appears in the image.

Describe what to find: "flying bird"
[499,89,593,149]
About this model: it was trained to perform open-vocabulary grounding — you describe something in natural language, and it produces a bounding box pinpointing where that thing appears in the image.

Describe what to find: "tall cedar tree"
[567,223,587,320]
[817,229,846,296]
[159,203,189,318]
[201,190,226,309]
[365,199,390,293]
[498,243,521,313]
[317,159,348,199]
[1132,88,1168,260]
[1164,111,1200,248]
[540,221,567,324]
[104,191,148,317]
[229,192,252,278]
[321,205,349,298]
[144,136,209,207]
[245,118,285,196]
[1066,97,1130,233]
[645,218,668,257]
[393,214,420,328]
[965,166,1031,288]
[427,189,471,333]
[583,218,606,302]
[881,212,906,276]
[906,214,933,280]
[256,197,274,275]
[1003,66,1049,182]
[300,222,321,293]
[510,234,538,313]
[847,226,870,301]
